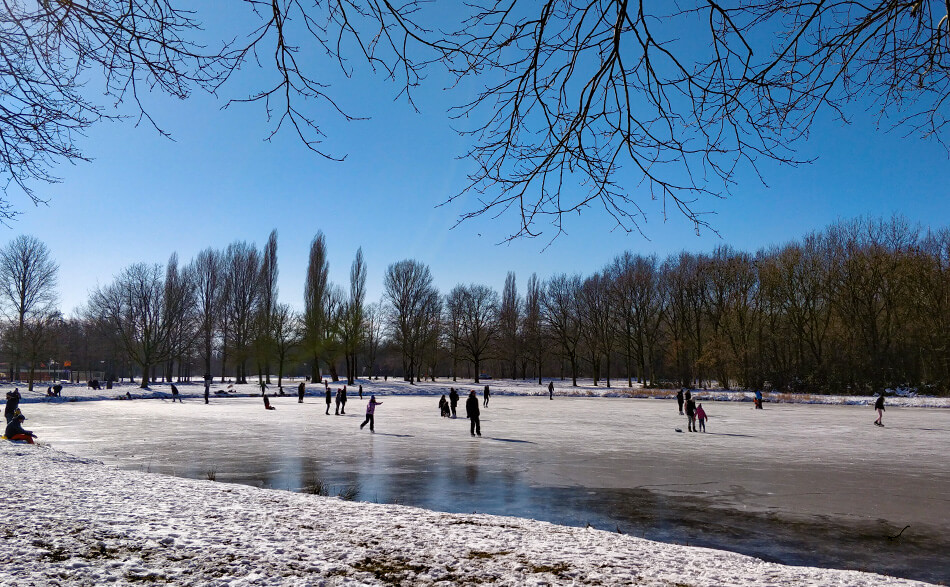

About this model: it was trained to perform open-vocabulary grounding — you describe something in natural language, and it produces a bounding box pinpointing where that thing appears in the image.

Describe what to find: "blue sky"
[5,9,949,315]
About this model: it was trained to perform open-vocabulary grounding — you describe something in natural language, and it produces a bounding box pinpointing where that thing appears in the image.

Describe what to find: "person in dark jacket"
[483,385,491,407]
[874,392,886,426]
[676,389,685,415]
[4,389,21,422]
[439,395,450,417]
[325,387,332,415]
[4,414,35,444]
[298,381,306,403]
[466,390,481,437]
[171,384,182,403]
[685,397,697,432]
[263,394,275,410]
[358,384,363,399]
[449,388,459,418]
[340,386,348,414]
[548,381,554,400]
[335,388,343,415]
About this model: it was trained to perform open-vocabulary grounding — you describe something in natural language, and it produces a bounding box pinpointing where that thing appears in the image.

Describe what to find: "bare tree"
[189,248,223,382]
[8,2,948,235]
[610,253,663,387]
[383,259,439,383]
[544,274,582,386]
[303,232,330,382]
[498,272,522,379]
[322,283,347,381]
[0,235,58,382]
[223,241,261,384]
[579,272,616,387]
[271,302,300,388]
[451,284,499,383]
[256,229,279,383]
[7,310,62,391]
[341,247,367,384]
[363,300,384,380]
[88,263,172,388]
[522,273,546,384]
[162,253,197,382]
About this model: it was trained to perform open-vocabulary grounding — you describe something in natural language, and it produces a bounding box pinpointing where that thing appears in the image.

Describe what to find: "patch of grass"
[303,476,328,496]
[528,562,571,575]
[83,542,117,559]
[33,539,70,562]
[352,557,429,585]
[337,483,360,501]
[205,467,217,481]
[467,550,511,559]
[125,571,167,582]
[40,547,71,562]
[446,519,521,529]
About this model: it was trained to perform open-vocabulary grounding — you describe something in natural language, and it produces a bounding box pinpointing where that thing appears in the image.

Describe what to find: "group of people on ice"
[676,387,887,429]
[438,387,486,436]
[676,388,708,433]
[3,389,36,444]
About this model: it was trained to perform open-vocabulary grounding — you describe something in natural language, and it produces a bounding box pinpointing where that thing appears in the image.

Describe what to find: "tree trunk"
[140,363,151,388]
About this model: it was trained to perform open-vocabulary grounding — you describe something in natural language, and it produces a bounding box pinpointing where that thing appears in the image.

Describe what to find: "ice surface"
[20,384,950,583]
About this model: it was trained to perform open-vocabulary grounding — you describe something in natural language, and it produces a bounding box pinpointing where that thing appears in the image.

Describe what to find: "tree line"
[2,216,948,395]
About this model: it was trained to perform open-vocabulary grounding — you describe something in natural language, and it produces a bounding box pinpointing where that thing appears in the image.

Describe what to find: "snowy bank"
[6,379,948,408]
[0,443,930,586]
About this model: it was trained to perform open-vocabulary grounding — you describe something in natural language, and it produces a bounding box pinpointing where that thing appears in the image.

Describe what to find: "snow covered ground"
[0,441,934,586]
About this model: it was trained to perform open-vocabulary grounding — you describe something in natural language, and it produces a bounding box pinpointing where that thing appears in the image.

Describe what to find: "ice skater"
[696,403,708,432]
[685,396,697,432]
[676,389,684,415]
[298,381,305,403]
[340,386,347,414]
[360,396,382,432]
[874,392,886,426]
[325,387,332,415]
[548,381,554,400]
[449,388,459,418]
[335,387,343,415]
[466,390,481,437]
[483,385,491,407]
[358,384,363,399]
[171,384,182,403]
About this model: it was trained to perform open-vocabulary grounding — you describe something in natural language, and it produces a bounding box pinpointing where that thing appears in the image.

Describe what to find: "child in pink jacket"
[696,403,708,432]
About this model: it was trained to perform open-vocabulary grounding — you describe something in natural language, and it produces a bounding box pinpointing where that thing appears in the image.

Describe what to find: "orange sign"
[63,361,71,367]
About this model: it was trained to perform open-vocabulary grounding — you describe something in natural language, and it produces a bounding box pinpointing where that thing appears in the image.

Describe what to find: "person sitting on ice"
[263,394,276,410]
[439,395,450,417]
[4,414,36,444]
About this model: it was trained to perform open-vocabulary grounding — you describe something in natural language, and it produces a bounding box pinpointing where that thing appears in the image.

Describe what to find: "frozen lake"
[26,394,950,583]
